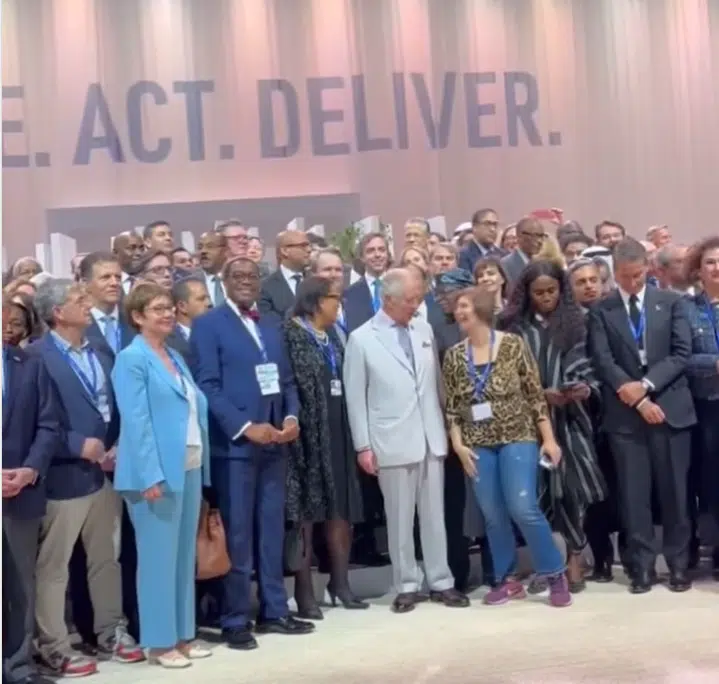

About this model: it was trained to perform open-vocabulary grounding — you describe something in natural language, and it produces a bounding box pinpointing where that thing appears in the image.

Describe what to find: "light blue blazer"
[111,335,211,493]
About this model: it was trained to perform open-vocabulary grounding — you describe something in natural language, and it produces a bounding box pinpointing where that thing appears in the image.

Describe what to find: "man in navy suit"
[457,208,506,274]
[78,251,138,645]
[168,276,211,363]
[29,279,143,677]
[3,298,60,684]
[191,257,313,650]
[343,232,391,333]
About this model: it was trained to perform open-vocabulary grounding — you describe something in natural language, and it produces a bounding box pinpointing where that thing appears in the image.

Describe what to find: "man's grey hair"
[215,219,245,234]
[309,247,343,273]
[34,278,78,327]
[430,242,458,259]
[654,244,682,269]
[381,268,412,301]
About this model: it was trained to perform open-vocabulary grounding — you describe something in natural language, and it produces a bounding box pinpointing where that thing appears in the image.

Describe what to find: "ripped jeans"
[471,441,564,581]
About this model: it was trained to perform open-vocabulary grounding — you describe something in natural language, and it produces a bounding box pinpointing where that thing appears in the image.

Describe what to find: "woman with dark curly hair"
[499,260,607,592]
[283,276,366,619]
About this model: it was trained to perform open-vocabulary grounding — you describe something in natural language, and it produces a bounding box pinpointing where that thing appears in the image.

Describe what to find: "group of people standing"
[2,212,718,684]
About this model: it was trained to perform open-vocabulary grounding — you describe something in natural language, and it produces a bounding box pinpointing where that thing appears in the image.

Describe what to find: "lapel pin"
[655,305,661,311]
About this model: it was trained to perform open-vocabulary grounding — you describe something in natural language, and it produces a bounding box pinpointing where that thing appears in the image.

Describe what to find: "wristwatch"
[640,378,653,393]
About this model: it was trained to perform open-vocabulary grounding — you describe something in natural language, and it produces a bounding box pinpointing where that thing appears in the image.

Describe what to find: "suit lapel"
[644,287,664,365]
[373,318,413,374]
[606,291,642,362]
[2,350,22,430]
[221,305,263,361]
[86,318,113,357]
[135,337,186,400]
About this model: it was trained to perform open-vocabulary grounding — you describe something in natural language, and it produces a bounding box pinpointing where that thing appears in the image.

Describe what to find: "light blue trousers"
[126,469,202,648]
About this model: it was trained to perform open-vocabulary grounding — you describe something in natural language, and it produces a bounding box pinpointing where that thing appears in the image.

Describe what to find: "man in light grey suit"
[343,268,470,613]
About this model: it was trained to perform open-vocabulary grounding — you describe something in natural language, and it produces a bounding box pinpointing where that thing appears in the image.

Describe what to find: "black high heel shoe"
[326,584,369,610]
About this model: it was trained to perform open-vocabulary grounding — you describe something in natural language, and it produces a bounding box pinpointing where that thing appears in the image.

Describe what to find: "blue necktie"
[103,316,118,353]
[213,276,226,306]
[371,279,381,313]
[396,325,415,372]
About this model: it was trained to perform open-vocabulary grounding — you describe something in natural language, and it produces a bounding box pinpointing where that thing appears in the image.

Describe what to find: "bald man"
[258,230,312,324]
[197,231,229,306]
[112,232,145,294]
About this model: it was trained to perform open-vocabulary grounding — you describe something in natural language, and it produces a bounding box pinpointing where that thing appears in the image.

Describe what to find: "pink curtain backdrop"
[2,0,718,258]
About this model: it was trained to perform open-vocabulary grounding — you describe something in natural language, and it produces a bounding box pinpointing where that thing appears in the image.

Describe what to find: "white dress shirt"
[182,376,203,470]
[177,323,191,340]
[121,273,134,295]
[617,285,654,386]
[281,264,303,295]
[204,271,226,306]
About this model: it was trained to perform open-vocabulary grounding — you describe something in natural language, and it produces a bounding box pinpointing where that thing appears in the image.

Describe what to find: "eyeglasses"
[147,265,172,275]
[228,272,260,283]
[146,304,175,315]
[520,231,547,241]
[478,220,499,228]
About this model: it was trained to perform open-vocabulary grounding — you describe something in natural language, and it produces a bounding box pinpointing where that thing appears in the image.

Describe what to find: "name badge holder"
[627,305,647,366]
[251,329,280,396]
[466,330,495,423]
[301,320,342,396]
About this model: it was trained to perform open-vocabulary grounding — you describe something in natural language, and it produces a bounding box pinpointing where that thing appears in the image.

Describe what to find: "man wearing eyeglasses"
[258,231,311,325]
[457,208,506,273]
[500,216,546,289]
[217,220,249,258]
[137,251,174,290]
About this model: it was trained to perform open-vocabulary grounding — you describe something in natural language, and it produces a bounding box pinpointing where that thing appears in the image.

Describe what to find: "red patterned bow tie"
[241,308,260,323]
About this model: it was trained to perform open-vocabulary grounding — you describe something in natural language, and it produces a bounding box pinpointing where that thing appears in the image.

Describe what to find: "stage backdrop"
[2,0,719,258]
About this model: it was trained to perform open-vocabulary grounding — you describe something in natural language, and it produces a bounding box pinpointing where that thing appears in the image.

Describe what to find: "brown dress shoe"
[429,587,470,607]
[391,592,422,613]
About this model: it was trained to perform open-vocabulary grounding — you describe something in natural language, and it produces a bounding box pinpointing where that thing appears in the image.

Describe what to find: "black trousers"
[608,425,691,574]
[443,453,470,591]
[697,399,719,542]
[2,517,40,684]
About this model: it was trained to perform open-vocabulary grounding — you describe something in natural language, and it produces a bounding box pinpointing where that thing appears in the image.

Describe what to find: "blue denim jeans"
[471,441,564,581]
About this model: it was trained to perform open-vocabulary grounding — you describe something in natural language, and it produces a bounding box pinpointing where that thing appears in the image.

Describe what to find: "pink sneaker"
[483,579,527,606]
[548,573,573,607]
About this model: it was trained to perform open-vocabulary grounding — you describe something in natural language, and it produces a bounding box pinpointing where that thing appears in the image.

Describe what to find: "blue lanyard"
[465,330,495,399]
[55,340,100,403]
[336,308,348,336]
[704,301,719,348]
[255,327,268,364]
[628,305,646,346]
[301,320,338,378]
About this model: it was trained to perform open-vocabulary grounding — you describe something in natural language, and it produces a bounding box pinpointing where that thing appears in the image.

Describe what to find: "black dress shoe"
[588,559,614,583]
[327,584,369,610]
[255,615,314,635]
[429,588,470,607]
[296,603,324,620]
[630,570,653,595]
[667,569,692,593]
[222,625,258,650]
[391,592,422,613]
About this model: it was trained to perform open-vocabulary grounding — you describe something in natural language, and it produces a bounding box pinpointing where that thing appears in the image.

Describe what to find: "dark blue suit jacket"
[27,333,120,500]
[189,304,300,459]
[343,278,375,333]
[85,314,135,366]
[2,346,61,518]
[458,241,506,274]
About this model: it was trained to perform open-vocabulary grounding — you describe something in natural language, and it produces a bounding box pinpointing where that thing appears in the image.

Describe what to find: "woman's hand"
[142,483,164,501]
[539,440,562,467]
[563,382,591,402]
[544,388,568,406]
[455,444,477,479]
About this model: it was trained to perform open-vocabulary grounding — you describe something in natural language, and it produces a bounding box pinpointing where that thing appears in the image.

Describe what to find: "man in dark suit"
[587,238,696,594]
[258,231,311,324]
[29,279,143,677]
[168,276,211,363]
[197,231,229,307]
[457,208,506,274]
[500,216,546,290]
[191,257,313,650]
[3,306,60,684]
[81,252,135,363]
[112,232,145,297]
[343,232,391,333]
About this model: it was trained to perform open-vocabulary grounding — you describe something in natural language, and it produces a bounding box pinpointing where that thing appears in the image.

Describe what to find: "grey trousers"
[35,481,125,657]
[3,516,40,683]
[378,455,455,594]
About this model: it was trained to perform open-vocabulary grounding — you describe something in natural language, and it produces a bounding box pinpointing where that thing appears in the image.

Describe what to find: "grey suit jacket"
[343,311,448,468]
[500,249,530,290]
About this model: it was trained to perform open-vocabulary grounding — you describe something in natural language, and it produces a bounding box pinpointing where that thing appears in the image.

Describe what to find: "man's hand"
[2,468,37,498]
[637,399,665,425]
[544,388,568,407]
[244,423,279,445]
[81,438,106,462]
[357,449,378,476]
[617,382,646,407]
[276,418,300,444]
[100,446,117,473]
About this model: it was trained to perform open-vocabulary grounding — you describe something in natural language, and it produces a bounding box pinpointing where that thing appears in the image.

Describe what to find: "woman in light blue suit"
[111,283,212,669]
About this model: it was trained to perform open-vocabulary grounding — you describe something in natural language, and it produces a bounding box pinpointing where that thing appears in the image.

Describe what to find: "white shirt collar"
[365,273,383,288]
[177,322,191,339]
[91,306,119,324]
[618,286,646,311]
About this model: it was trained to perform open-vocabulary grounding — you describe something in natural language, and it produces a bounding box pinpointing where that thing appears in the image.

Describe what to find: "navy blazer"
[27,333,120,500]
[343,278,375,333]
[458,241,506,274]
[189,304,300,459]
[2,347,61,518]
[85,314,136,364]
[166,325,192,365]
[684,292,719,400]
[258,270,296,327]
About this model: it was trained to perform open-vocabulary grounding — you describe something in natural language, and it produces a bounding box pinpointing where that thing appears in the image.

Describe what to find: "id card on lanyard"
[628,306,647,366]
[55,341,100,405]
[466,330,495,422]
[251,323,280,396]
[301,320,342,396]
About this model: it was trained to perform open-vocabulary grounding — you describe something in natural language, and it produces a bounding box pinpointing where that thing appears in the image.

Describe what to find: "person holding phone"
[442,287,571,608]
[498,260,607,593]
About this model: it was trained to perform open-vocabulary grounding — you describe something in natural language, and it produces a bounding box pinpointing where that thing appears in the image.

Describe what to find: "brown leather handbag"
[196,500,231,580]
